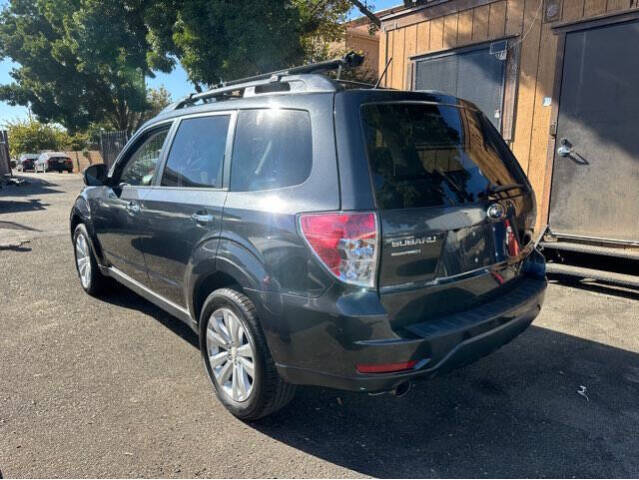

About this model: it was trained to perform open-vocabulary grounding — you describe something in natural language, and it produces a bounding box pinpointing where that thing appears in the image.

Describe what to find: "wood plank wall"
[379,0,638,232]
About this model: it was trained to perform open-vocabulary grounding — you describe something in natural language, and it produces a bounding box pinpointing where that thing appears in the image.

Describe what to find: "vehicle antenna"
[374,57,392,89]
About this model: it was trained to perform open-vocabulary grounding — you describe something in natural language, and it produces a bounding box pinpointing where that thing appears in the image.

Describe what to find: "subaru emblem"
[486,203,505,220]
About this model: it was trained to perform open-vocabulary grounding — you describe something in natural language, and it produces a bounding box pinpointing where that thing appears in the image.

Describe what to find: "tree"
[345,0,380,27]
[136,86,172,129]
[0,0,363,134]
[4,118,69,158]
[0,0,152,134]
[143,0,353,87]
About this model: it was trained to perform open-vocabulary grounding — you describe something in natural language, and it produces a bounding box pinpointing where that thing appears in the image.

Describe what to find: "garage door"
[414,43,506,129]
[549,18,639,244]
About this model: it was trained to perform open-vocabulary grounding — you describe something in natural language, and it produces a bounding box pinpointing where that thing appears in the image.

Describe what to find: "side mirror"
[83,163,108,186]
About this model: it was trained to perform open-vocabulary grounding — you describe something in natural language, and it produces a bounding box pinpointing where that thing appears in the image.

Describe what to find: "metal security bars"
[0,130,11,177]
[99,130,129,169]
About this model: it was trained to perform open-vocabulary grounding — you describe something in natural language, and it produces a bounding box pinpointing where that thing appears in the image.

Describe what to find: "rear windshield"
[361,103,525,209]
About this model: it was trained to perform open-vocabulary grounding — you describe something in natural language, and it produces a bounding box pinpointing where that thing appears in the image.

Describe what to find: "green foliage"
[67,132,89,152]
[4,118,68,158]
[137,86,172,127]
[3,117,99,157]
[0,0,151,134]
[0,0,360,134]
[143,0,353,86]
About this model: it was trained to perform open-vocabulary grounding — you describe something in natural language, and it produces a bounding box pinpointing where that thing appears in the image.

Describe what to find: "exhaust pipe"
[391,381,411,397]
[367,381,412,397]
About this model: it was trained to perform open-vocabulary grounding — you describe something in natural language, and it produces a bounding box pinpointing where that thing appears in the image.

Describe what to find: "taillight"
[299,212,378,288]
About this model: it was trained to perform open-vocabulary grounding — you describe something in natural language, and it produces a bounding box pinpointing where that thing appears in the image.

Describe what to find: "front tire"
[200,288,296,420]
[73,224,106,295]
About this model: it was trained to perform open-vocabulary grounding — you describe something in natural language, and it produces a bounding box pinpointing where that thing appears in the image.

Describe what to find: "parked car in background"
[35,152,74,173]
[69,55,547,420]
[16,153,39,172]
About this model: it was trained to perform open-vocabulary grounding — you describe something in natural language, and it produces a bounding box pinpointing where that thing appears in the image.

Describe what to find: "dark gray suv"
[70,56,546,420]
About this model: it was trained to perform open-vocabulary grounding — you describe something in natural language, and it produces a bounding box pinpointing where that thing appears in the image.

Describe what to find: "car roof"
[38,152,70,159]
[140,81,474,135]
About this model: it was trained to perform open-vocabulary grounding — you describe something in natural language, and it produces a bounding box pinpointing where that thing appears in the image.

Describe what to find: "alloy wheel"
[206,307,256,402]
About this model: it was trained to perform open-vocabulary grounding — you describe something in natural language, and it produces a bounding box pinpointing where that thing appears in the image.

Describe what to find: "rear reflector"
[299,211,378,288]
[356,361,418,374]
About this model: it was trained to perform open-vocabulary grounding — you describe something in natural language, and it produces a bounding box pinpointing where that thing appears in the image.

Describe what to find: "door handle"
[126,201,140,214]
[557,138,572,157]
[191,212,214,224]
[557,138,589,165]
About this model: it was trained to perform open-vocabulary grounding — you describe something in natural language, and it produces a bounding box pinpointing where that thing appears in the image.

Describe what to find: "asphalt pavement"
[1,172,638,478]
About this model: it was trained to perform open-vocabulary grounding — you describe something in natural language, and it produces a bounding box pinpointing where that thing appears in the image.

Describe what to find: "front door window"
[119,128,170,186]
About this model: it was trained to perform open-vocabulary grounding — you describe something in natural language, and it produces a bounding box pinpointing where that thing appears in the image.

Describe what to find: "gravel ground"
[1,172,638,478]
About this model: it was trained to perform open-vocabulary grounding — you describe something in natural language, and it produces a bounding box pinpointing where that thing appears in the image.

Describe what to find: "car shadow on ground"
[99,282,199,349]
[99,279,639,478]
[252,324,639,478]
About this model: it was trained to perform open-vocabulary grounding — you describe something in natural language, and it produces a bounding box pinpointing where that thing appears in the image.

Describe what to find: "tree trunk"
[347,0,381,26]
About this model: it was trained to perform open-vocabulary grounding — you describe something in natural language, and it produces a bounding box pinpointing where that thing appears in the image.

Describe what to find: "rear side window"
[231,109,312,192]
[361,103,524,209]
[161,115,230,188]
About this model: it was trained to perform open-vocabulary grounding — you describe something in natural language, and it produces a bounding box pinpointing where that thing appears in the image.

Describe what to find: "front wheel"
[200,288,296,420]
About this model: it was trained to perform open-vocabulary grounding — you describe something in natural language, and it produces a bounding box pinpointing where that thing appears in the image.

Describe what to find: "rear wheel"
[200,288,296,420]
[73,224,106,295]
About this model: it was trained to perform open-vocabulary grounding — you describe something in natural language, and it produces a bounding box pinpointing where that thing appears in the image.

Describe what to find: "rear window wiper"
[435,169,473,203]
[479,183,526,198]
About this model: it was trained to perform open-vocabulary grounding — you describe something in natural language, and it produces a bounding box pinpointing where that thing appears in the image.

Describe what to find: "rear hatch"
[360,101,536,330]
[50,156,69,167]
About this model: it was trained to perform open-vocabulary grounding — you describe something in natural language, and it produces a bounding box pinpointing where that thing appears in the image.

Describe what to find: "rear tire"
[200,288,296,420]
[73,224,107,296]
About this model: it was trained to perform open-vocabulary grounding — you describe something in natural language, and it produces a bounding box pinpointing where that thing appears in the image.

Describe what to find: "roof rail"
[164,51,365,112]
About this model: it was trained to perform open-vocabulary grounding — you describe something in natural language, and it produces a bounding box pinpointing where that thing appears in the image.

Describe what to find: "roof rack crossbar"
[168,51,364,111]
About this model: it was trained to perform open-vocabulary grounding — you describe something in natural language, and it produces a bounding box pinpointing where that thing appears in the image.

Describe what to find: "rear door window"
[361,103,524,210]
[161,115,230,188]
[230,109,312,192]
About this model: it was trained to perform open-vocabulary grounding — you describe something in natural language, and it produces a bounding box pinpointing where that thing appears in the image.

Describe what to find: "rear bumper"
[47,164,71,171]
[255,275,546,393]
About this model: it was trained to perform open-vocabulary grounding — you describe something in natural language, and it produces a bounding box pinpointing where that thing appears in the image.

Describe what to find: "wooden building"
[342,17,383,76]
[333,6,405,77]
[377,0,639,254]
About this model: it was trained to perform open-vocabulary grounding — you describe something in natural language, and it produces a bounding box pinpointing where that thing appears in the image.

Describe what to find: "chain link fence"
[99,130,129,169]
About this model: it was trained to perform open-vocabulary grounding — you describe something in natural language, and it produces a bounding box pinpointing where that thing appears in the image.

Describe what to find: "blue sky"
[0,0,401,123]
